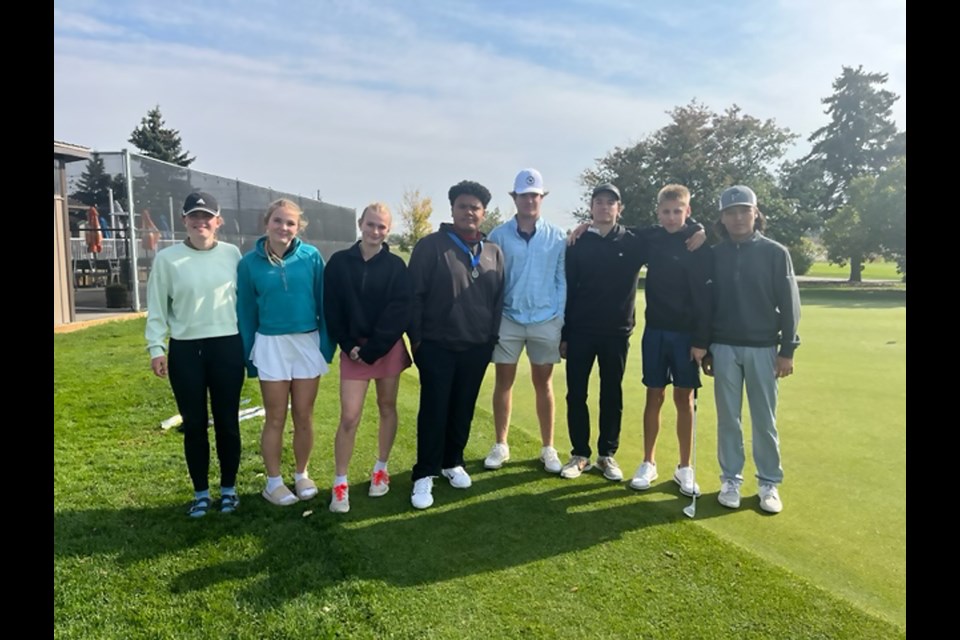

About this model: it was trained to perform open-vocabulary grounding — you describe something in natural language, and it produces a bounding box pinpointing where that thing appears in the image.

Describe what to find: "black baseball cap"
[182,192,221,217]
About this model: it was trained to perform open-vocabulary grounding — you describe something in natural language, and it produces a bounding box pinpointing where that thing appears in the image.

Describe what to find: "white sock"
[294,471,308,482]
[373,460,388,473]
[266,475,284,494]
[334,474,348,487]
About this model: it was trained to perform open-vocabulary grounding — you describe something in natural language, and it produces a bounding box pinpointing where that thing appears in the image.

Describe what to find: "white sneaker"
[484,443,510,469]
[758,483,783,514]
[368,468,390,497]
[595,456,624,482]
[329,483,350,513]
[718,479,742,509]
[560,455,592,479]
[411,477,434,509]
[441,466,472,489]
[673,466,701,497]
[540,446,562,474]
[629,461,658,490]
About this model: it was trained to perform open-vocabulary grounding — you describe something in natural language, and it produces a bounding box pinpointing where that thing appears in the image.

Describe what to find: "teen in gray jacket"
[703,185,800,515]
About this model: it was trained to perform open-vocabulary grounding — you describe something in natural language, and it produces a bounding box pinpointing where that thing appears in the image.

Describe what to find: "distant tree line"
[579,66,905,281]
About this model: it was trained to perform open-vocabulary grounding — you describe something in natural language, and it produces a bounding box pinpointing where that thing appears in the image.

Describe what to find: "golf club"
[682,389,698,519]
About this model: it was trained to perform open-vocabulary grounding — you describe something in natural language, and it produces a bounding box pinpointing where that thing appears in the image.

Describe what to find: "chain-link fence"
[65,151,358,311]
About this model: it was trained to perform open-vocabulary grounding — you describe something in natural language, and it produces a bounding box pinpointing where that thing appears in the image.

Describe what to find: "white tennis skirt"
[251,331,329,381]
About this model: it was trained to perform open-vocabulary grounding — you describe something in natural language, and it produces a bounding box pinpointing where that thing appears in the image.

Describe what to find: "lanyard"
[446,232,483,278]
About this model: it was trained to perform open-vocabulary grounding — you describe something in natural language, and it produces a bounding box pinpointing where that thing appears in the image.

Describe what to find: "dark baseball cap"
[592,183,621,200]
[719,185,757,212]
[182,192,221,217]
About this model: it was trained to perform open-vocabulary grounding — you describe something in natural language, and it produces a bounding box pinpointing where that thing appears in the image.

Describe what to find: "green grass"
[55,300,905,639]
[804,259,902,280]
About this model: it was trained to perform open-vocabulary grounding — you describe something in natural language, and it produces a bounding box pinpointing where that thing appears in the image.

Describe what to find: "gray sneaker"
[560,455,592,479]
[718,479,741,509]
[758,483,783,514]
[596,456,624,482]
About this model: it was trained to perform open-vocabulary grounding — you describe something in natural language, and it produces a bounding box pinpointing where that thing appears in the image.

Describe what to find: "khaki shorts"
[492,315,563,365]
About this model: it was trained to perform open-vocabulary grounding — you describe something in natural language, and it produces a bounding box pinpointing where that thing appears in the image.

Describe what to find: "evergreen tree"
[73,153,127,212]
[802,66,902,281]
[129,106,196,166]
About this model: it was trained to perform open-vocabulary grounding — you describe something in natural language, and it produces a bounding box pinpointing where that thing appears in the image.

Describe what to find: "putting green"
[472,289,906,626]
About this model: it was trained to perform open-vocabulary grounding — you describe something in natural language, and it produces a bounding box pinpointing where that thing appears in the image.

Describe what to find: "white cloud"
[54,0,906,229]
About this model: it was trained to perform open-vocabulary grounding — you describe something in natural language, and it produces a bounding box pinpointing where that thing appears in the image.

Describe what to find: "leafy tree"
[479,205,504,235]
[821,156,906,280]
[387,233,407,252]
[802,66,902,280]
[580,101,807,245]
[399,189,433,249]
[129,106,196,166]
[72,152,127,212]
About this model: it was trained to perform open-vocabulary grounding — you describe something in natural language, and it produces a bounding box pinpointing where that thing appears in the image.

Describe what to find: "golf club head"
[683,503,696,519]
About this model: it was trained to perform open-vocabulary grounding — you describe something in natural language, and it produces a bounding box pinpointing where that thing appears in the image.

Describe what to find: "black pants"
[168,334,245,492]
[411,341,493,481]
[565,332,630,458]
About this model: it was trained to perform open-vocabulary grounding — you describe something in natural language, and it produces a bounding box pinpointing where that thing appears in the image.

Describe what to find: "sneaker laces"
[603,457,620,470]
[721,480,739,495]
[414,477,433,494]
[333,483,348,501]
[372,469,389,485]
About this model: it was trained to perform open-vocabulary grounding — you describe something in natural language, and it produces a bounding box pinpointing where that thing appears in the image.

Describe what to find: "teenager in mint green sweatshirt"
[145,192,244,518]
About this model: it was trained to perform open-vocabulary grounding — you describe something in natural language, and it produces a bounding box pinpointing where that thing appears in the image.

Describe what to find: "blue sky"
[54,0,906,229]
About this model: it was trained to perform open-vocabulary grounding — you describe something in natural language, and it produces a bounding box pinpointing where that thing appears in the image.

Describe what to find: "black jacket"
[407,224,505,350]
[644,228,714,349]
[323,242,412,364]
[563,221,703,340]
[563,224,648,339]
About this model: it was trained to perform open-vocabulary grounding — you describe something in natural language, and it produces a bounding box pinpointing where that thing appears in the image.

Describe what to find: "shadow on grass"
[55,458,711,611]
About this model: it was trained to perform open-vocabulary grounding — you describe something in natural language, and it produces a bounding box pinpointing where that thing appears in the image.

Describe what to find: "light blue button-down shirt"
[487,215,567,325]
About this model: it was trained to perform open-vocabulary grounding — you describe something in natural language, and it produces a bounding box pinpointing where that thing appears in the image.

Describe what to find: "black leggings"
[167,334,245,492]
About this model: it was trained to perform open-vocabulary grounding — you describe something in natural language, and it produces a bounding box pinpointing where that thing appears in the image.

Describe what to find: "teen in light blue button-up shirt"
[487,215,567,325]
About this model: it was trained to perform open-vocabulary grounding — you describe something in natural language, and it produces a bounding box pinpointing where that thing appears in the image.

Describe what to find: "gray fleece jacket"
[711,231,801,358]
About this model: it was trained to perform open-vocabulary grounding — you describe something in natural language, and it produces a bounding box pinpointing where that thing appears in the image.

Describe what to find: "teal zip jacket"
[237,236,335,377]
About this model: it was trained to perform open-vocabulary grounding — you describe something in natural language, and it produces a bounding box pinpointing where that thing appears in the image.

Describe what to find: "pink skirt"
[340,339,412,381]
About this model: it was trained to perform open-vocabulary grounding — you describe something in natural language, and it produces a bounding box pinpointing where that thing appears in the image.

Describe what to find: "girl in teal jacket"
[237,199,335,507]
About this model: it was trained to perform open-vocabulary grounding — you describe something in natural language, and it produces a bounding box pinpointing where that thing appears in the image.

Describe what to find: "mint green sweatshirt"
[145,241,243,358]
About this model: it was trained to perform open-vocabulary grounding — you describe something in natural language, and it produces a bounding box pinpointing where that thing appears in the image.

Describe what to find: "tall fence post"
[123,149,142,312]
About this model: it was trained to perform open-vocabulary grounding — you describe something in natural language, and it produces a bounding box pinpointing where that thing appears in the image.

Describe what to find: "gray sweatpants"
[710,343,784,485]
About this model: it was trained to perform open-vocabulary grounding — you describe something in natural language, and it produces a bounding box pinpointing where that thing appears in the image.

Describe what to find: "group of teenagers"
[145,167,800,519]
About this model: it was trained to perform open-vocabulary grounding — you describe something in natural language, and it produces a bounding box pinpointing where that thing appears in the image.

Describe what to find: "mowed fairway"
[54,289,905,638]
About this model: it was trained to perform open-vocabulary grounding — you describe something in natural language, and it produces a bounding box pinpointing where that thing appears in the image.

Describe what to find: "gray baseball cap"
[719,185,757,212]
[592,183,621,201]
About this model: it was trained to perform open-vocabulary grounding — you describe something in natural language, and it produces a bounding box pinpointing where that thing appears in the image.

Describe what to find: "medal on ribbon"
[447,232,483,279]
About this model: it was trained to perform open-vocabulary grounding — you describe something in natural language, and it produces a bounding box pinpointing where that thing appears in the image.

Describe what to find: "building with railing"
[55,144,358,324]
